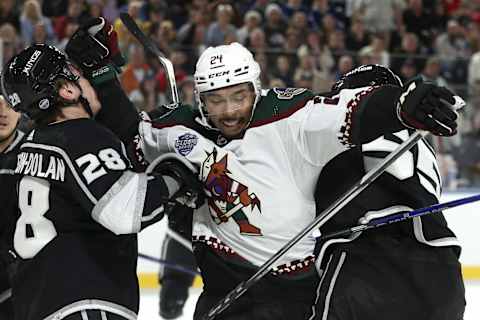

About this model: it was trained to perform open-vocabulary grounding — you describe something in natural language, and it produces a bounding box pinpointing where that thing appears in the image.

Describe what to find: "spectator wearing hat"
[20,0,56,46]
[264,3,287,49]
[237,10,262,45]
[205,4,236,47]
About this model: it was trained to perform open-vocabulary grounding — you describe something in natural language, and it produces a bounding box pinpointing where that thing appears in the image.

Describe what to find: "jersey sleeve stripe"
[20,142,98,204]
[92,171,146,235]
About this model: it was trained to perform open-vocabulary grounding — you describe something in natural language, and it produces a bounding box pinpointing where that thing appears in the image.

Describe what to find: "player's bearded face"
[203,83,255,138]
[0,96,20,142]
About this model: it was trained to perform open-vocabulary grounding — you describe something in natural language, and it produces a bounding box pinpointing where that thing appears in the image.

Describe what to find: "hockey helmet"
[332,64,402,92]
[0,44,79,120]
[194,42,261,129]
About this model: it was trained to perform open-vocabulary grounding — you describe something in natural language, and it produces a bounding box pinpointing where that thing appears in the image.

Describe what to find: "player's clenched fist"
[396,79,465,136]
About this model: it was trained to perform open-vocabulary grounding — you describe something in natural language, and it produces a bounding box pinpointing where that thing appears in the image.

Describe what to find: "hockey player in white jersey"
[65,22,464,319]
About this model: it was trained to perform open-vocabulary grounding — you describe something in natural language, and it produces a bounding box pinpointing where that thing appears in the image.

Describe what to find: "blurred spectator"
[88,2,104,19]
[359,34,390,67]
[42,0,69,17]
[205,4,236,47]
[402,0,436,47]
[271,55,295,87]
[121,44,151,100]
[352,0,403,47]
[152,20,177,58]
[434,19,471,85]
[345,18,370,52]
[114,0,150,52]
[294,53,331,92]
[0,23,20,71]
[309,0,348,30]
[327,29,347,60]
[321,13,339,37]
[289,11,310,42]
[420,56,449,87]
[20,0,56,46]
[139,72,159,112]
[176,8,209,60]
[179,76,195,106]
[33,22,56,46]
[281,0,307,18]
[297,30,335,75]
[452,113,480,187]
[391,32,427,78]
[399,59,418,82]
[237,10,262,45]
[0,0,20,31]
[334,54,354,80]
[469,42,480,101]
[263,3,287,49]
[283,26,302,54]
[87,0,120,23]
[53,0,90,40]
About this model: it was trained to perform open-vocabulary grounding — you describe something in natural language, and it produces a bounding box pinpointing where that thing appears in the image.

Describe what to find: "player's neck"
[52,105,90,124]
[0,131,16,153]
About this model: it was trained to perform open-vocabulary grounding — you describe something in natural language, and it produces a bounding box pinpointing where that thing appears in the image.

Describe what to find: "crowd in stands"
[1,0,480,188]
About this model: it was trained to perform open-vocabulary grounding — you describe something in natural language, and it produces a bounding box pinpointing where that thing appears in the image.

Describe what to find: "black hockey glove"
[396,79,465,136]
[66,17,125,84]
[148,154,205,210]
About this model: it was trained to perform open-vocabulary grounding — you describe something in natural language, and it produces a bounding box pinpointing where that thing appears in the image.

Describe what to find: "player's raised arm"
[294,65,464,166]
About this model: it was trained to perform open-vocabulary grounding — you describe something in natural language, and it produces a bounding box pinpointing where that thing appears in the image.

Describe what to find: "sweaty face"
[202,83,255,138]
[0,96,20,142]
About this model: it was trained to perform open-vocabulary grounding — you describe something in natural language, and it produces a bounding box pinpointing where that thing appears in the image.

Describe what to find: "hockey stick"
[318,193,480,241]
[138,252,200,276]
[203,131,424,320]
[119,13,180,110]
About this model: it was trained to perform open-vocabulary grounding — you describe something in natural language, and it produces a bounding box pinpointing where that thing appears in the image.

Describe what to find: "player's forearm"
[94,79,140,145]
[351,85,405,144]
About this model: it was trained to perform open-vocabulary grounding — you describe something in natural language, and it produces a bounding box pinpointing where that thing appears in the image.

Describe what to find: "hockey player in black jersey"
[311,65,465,320]
[66,19,465,320]
[0,93,22,319]
[0,44,204,320]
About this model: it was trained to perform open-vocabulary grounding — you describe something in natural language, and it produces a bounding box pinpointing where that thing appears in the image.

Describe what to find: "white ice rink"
[138,281,480,319]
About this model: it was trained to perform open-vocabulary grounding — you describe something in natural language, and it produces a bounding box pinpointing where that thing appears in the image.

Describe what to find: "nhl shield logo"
[174,133,198,156]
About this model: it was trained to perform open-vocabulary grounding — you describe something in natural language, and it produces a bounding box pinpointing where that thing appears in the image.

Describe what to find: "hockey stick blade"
[119,13,180,109]
[203,131,425,320]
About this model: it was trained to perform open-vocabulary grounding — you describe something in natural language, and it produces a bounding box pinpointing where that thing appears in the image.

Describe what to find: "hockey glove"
[396,79,465,136]
[66,17,125,84]
[147,154,205,210]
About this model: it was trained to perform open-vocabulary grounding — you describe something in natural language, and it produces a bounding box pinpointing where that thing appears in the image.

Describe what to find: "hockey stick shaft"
[203,131,424,319]
[320,193,480,240]
[138,252,200,276]
[119,13,180,109]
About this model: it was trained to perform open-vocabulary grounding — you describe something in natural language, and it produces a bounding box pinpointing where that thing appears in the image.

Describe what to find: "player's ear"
[57,80,81,101]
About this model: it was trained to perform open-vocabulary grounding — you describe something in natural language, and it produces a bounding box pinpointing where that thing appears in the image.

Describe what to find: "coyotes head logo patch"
[201,148,262,236]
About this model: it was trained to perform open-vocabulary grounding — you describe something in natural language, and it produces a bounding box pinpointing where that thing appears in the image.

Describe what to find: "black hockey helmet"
[332,64,402,92]
[0,44,79,120]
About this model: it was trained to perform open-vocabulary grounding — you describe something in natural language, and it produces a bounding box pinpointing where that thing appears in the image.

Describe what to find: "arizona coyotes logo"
[201,148,262,236]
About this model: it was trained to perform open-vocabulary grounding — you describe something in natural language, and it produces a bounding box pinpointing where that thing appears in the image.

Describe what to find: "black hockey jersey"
[314,130,460,267]
[8,119,169,320]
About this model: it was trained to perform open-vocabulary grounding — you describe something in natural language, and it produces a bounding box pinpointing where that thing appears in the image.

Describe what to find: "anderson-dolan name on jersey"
[15,151,66,182]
